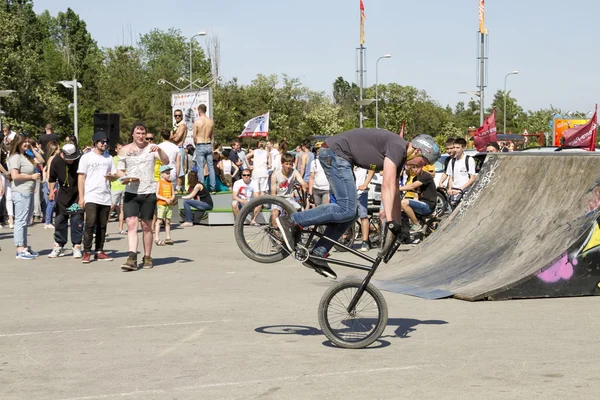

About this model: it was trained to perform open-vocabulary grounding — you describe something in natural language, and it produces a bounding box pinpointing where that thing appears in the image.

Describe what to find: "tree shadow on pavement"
[255,318,448,349]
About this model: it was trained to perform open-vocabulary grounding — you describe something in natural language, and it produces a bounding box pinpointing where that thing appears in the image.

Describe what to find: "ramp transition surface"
[374,153,600,301]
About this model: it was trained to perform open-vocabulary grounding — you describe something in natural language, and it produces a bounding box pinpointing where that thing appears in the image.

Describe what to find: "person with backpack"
[446,138,476,201]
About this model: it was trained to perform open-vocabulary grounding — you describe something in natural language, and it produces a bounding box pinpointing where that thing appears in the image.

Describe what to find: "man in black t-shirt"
[228,140,244,180]
[398,164,437,233]
[276,128,440,279]
[47,144,84,259]
[38,124,60,154]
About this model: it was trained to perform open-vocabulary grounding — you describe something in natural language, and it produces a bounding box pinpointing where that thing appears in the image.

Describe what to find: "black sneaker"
[302,259,337,280]
[275,215,299,252]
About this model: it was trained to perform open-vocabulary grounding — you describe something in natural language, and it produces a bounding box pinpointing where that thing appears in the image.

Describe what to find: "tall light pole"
[57,80,82,140]
[189,31,207,90]
[375,54,391,128]
[503,70,519,134]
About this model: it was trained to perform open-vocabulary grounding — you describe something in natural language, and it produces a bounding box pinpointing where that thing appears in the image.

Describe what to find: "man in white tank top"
[245,141,271,195]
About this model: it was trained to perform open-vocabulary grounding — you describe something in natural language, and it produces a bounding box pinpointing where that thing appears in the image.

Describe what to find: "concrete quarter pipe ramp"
[374,153,600,301]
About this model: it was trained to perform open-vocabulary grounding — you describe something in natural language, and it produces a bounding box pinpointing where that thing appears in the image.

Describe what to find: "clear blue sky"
[34,0,599,113]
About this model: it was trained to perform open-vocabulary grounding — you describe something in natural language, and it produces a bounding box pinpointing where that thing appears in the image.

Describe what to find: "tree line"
[0,1,568,149]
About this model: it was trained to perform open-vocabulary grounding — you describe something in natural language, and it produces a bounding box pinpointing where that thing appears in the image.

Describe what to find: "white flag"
[239,112,270,137]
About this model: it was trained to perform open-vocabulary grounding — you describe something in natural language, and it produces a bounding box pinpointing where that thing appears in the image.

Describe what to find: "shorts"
[357,191,369,219]
[312,188,329,206]
[111,190,124,206]
[273,197,301,213]
[123,192,157,221]
[157,204,173,220]
[407,199,432,216]
[253,177,268,193]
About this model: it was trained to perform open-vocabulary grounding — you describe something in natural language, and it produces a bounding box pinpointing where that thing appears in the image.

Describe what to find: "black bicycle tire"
[318,278,388,349]
[435,191,448,217]
[233,195,297,263]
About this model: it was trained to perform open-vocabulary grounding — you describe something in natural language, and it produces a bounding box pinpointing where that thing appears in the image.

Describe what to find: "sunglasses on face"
[98,140,108,145]
[242,174,251,177]
[145,137,154,142]
[174,115,183,118]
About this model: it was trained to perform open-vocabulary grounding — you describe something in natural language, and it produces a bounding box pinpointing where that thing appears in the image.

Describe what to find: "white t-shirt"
[251,149,269,178]
[233,179,254,201]
[117,146,160,195]
[445,154,476,190]
[355,167,368,194]
[78,151,116,205]
[310,159,329,191]
[222,159,232,175]
[269,149,279,170]
[159,141,179,181]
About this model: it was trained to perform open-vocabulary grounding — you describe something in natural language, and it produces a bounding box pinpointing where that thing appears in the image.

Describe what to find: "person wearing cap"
[154,165,176,245]
[276,128,440,280]
[77,131,118,263]
[117,121,168,271]
[47,142,84,259]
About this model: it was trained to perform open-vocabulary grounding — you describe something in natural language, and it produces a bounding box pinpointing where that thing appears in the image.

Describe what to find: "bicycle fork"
[346,254,384,314]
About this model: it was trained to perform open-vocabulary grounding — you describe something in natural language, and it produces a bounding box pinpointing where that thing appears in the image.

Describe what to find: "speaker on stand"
[93,113,120,155]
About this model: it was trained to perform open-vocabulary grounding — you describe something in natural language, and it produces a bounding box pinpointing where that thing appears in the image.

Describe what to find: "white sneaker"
[44,224,55,230]
[72,244,83,259]
[48,243,65,258]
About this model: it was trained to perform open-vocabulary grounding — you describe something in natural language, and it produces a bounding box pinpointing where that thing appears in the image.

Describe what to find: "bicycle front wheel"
[234,195,297,263]
[318,278,388,349]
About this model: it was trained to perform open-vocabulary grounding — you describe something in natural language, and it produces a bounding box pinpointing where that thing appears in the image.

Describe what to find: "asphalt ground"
[0,222,598,400]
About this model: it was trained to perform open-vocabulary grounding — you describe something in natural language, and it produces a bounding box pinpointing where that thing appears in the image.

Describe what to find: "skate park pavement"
[0,222,598,400]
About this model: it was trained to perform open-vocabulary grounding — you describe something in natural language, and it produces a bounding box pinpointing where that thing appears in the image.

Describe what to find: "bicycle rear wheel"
[318,278,388,349]
[234,195,297,263]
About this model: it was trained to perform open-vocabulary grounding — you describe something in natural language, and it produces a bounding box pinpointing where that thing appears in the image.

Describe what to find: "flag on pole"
[474,109,497,152]
[399,121,405,139]
[562,105,598,151]
[239,112,270,138]
[478,0,488,34]
[360,0,366,44]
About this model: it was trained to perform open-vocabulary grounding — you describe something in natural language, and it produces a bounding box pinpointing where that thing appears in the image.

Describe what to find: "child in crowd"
[181,168,213,227]
[154,165,176,245]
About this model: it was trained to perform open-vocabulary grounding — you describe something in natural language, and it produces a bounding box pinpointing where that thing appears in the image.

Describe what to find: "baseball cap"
[92,131,109,143]
[160,165,173,173]
[62,143,82,161]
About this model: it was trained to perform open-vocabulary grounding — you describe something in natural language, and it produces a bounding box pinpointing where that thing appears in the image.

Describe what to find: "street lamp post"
[57,80,82,140]
[503,70,519,134]
[375,54,392,128]
[189,32,207,90]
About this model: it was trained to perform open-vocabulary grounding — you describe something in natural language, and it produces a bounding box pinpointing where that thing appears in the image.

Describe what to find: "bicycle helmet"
[411,134,440,164]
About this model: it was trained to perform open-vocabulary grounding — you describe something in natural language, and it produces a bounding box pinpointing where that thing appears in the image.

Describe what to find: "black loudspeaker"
[93,113,120,155]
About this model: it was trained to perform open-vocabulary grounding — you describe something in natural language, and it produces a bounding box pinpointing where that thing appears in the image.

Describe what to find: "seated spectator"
[232,170,254,221]
[181,168,213,227]
[399,164,437,233]
[218,153,238,190]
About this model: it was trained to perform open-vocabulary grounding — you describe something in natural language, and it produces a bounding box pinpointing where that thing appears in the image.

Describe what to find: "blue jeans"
[183,199,213,222]
[43,182,56,224]
[195,143,215,191]
[13,192,33,247]
[407,200,432,216]
[292,148,357,253]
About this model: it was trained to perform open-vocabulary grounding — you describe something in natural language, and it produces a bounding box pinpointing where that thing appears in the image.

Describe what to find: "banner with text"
[239,112,270,138]
[562,105,597,151]
[171,88,213,145]
[474,109,497,152]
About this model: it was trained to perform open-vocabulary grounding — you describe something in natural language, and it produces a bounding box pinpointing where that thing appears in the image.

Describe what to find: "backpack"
[451,155,473,178]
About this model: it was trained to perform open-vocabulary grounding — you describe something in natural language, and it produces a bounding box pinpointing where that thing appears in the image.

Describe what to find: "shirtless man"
[117,122,169,271]
[193,104,216,193]
[169,109,188,193]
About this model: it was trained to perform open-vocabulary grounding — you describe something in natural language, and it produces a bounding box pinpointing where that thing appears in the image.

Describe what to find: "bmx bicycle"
[234,195,411,349]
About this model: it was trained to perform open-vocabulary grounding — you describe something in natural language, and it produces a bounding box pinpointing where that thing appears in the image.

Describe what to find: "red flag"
[562,105,597,151]
[360,0,366,44]
[399,121,405,139]
[474,110,497,152]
